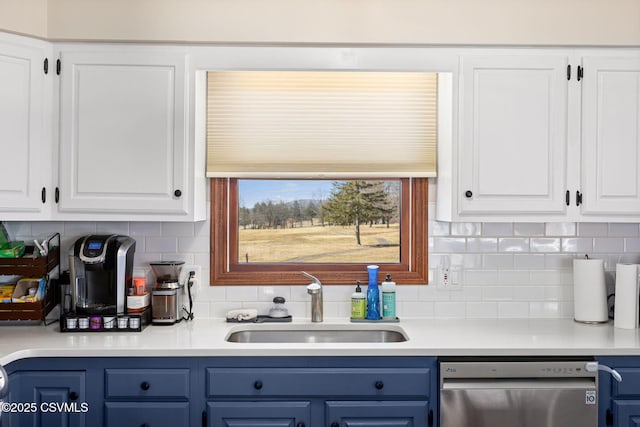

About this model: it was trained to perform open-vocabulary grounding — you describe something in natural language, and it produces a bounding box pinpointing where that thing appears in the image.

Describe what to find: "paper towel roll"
[573,258,608,323]
[614,264,640,329]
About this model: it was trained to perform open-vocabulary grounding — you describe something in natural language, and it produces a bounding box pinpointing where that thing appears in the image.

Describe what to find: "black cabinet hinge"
[202,410,207,427]
[606,408,614,426]
[428,409,434,427]
[577,65,584,81]
[567,64,571,80]
[56,59,61,75]
[44,58,49,75]
[576,190,583,206]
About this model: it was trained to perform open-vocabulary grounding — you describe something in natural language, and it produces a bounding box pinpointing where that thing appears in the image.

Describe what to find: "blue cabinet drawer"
[104,402,189,426]
[206,367,431,397]
[105,369,190,399]
[613,368,640,397]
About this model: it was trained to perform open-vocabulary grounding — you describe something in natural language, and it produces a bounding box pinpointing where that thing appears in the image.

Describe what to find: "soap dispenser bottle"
[366,265,381,320]
[351,281,366,319]
[381,274,397,320]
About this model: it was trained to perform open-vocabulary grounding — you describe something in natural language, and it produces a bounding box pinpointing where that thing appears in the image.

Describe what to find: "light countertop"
[2,318,640,366]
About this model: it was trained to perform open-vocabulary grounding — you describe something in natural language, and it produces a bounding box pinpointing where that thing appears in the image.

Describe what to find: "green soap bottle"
[350,281,366,319]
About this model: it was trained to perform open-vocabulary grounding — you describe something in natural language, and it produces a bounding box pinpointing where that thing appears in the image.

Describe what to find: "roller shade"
[206,70,438,177]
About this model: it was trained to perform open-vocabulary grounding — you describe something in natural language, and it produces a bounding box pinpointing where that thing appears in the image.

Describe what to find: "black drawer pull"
[140,381,150,391]
[69,391,78,401]
[374,381,384,390]
[296,423,305,427]
[174,189,182,197]
[331,423,340,427]
[141,424,149,427]
[465,190,473,198]
[253,380,263,390]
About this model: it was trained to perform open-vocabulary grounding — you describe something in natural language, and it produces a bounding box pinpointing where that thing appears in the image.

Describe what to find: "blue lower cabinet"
[326,400,431,427]
[612,400,640,427]
[104,402,190,427]
[206,401,311,427]
[6,371,87,427]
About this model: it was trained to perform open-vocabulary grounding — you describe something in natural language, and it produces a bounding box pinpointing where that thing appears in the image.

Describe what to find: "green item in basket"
[0,241,26,258]
[0,222,9,245]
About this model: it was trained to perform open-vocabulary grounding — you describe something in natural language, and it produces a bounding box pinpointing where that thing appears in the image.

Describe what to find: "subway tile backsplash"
[4,203,640,321]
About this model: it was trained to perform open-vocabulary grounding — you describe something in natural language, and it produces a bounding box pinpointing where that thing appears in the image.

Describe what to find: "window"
[210,177,428,285]
[206,69,442,285]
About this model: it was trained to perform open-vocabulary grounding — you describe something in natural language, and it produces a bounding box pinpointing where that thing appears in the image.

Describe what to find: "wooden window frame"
[210,178,429,285]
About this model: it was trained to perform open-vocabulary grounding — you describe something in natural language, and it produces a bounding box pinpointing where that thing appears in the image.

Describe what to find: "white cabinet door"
[457,55,569,217]
[0,35,50,219]
[581,56,640,217]
[57,49,192,219]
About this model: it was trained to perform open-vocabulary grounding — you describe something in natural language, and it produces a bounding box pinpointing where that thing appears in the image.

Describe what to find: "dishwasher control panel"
[440,360,597,379]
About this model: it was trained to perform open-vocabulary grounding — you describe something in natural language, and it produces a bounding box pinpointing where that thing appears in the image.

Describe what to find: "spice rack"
[0,233,60,322]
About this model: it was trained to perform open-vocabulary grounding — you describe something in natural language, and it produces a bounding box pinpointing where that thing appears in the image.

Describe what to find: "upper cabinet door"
[581,56,640,216]
[58,49,190,219]
[458,55,569,216]
[0,36,49,218]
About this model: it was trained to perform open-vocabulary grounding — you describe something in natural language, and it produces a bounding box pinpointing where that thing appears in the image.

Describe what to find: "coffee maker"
[69,235,136,315]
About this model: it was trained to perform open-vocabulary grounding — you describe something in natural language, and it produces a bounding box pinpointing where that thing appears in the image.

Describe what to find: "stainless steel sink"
[226,326,407,343]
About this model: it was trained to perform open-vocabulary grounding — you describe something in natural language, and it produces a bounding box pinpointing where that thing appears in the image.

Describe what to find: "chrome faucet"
[302,271,323,322]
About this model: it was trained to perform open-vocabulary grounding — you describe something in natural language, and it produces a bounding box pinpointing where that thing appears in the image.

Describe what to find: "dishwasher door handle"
[441,377,596,390]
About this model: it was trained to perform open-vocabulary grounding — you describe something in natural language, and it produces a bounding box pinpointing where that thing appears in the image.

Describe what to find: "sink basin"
[226,326,407,343]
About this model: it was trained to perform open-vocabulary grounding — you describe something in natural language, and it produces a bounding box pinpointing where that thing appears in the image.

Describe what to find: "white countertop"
[2,318,640,366]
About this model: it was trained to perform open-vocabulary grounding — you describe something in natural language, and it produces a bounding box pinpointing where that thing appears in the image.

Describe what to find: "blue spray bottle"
[366,265,381,320]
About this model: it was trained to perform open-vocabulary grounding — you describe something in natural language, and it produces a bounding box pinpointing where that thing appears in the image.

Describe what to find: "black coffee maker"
[69,235,136,315]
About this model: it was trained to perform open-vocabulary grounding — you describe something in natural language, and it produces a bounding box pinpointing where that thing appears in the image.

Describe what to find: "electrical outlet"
[436,256,463,290]
[179,265,202,299]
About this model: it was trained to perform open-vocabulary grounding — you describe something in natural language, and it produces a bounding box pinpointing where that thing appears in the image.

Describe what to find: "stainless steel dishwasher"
[440,358,601,427]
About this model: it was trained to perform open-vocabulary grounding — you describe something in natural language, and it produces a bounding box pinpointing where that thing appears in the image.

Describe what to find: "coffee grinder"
[150,261,184,324]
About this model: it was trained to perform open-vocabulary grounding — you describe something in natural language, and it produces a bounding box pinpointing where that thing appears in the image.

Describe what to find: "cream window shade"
[206,70,438,177]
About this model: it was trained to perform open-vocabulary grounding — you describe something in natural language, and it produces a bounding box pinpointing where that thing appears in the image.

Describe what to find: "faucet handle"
[301,271,321,285]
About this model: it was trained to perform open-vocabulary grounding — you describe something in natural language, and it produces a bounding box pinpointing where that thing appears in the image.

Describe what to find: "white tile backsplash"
[4,209,640,321]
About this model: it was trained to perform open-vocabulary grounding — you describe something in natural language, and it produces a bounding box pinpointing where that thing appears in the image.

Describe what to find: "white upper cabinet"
[457,55,569,217]
[580,56,640,217]
[56,48,204,221]
[438,50,640,222]
[0,34,51,219]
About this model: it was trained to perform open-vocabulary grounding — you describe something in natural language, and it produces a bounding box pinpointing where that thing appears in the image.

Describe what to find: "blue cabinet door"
[207,401,311,427]
[7,371,86,427]
[613,400,640,427]
[326,401,430,427]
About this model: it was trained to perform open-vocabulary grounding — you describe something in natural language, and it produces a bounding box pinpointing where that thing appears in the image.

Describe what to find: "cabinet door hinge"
[44,58,49,75]
[577,65,584,81]
[202,410,207,427]
[428,409,434,427]
[606,408,614,426]
[566,64,571,80]
[56,59,61,75]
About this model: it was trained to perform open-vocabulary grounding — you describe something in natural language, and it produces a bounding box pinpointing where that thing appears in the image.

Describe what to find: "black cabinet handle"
[44,58,49,75]
[331,423,340,427]
[140,381,150,391]
[577,66,584,81]
[465,190,473,198]
[296,423,305,427]
[69,391,78,401]
[576,191,583,206]
[141,424,149,427]
[253,380,263,390]
[374,380,384,390]
[55,187,60,203]
[565,190,570,206]
[174,189,182,197]
[41,187,46,204]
